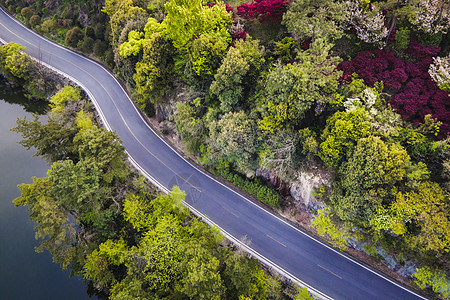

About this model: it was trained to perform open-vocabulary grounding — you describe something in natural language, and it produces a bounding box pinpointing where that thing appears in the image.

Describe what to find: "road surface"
[0,7,427,300]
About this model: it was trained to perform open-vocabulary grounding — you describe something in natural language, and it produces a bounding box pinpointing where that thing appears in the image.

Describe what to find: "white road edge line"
[0,7,428,300]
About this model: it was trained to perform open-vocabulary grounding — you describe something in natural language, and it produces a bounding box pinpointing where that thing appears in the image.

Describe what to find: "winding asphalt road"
[0,7,428,300]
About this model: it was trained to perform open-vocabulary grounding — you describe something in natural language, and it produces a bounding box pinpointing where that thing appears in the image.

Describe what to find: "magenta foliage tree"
[236,0,288,23]
[337,40,449,138]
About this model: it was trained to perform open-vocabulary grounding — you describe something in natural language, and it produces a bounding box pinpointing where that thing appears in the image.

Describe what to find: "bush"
[41,19,57,34]
[312,208,350,251]
[29,15,41,27]
[413,267,450,299]
[214,165,280,207]
[85,26,95,39]
[93,40,108,57]
[81,37,94,53]
[94,23,105,40]
[65,27,83,48]
[393,28,410,51]
[21,7,33,20]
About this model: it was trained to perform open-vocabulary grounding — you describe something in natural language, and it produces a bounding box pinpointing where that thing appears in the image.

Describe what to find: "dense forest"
[1,0,449,298]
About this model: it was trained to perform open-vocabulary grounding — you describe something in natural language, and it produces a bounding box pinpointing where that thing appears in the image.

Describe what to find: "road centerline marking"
[222,206,240,218]
[266,234,287,248]
[317,264,343,280]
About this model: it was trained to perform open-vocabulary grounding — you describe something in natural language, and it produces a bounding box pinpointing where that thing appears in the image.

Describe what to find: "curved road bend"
[0,8,427,300]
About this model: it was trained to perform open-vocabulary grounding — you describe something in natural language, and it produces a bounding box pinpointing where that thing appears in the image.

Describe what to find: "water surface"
[0,81,91,300]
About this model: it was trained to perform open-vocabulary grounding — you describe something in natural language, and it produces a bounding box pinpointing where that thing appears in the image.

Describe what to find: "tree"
[174,102,205,154]
[81,37,95,53]
[282,0,348,44]
[0,42,32,81]
[30,15,41,27]
[319,108,371,167]
[259,39,341,132]
[210,47,249,112]
[76,110,94,133]
[340,136,410,192]
[13,114,79,163]
[41,19,57,34]
[312,208,350,250]
[408,0,450,35]
[210,38,265,112]
[391,183,449,252]
[73,126,129,184]
[346,1,389,46]
[429,54,450,92]
[333,136,410,224]
[65,27,84,48]
[163,0,233,54]
[21,7,33,20]
[237,0,288,23]
[14,177,78,270]
[102,0,148,48]
[83,239,128,289]
[190,33,229,77]
[47,160,101,211]
[49,86,81,113]
[413,267,450,299]
[132,32,175,106]
[209,111,258,173]
[180,243,224,300]
[274,37,296,62]
[259,129,299,181]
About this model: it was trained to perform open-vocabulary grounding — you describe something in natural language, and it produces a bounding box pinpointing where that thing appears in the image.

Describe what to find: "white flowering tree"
[429,54,450,91]
[409,0,450,34]
[346,1,388,47]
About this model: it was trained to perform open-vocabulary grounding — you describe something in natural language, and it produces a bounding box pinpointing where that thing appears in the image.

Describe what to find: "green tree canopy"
[319,107,371,167]
[259,39,341,133]
[282,0,348,43]
[210,38,265,112]
[209,111,258,173]
[372,182,450,253]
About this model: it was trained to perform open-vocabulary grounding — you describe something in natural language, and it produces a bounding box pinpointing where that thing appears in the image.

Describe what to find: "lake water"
[0,80,91,300]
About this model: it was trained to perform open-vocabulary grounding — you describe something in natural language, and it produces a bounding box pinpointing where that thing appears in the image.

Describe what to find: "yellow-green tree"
[133,32,175,105]
[373,182,450,252]
[319,108,371,167]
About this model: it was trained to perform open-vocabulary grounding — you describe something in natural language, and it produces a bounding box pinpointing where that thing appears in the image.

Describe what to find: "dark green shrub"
[81,37,94,53]
[104,48,114,66]
[418,31,443,46]
[65,27,83,48]
[213,165,280,207]
[93,40,107,57]
[94,23,105,40]
[85,26,95,39]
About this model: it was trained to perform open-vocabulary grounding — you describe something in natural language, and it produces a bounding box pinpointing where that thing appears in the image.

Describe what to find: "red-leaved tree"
[337,40,449,138]
[236,0,288,23]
